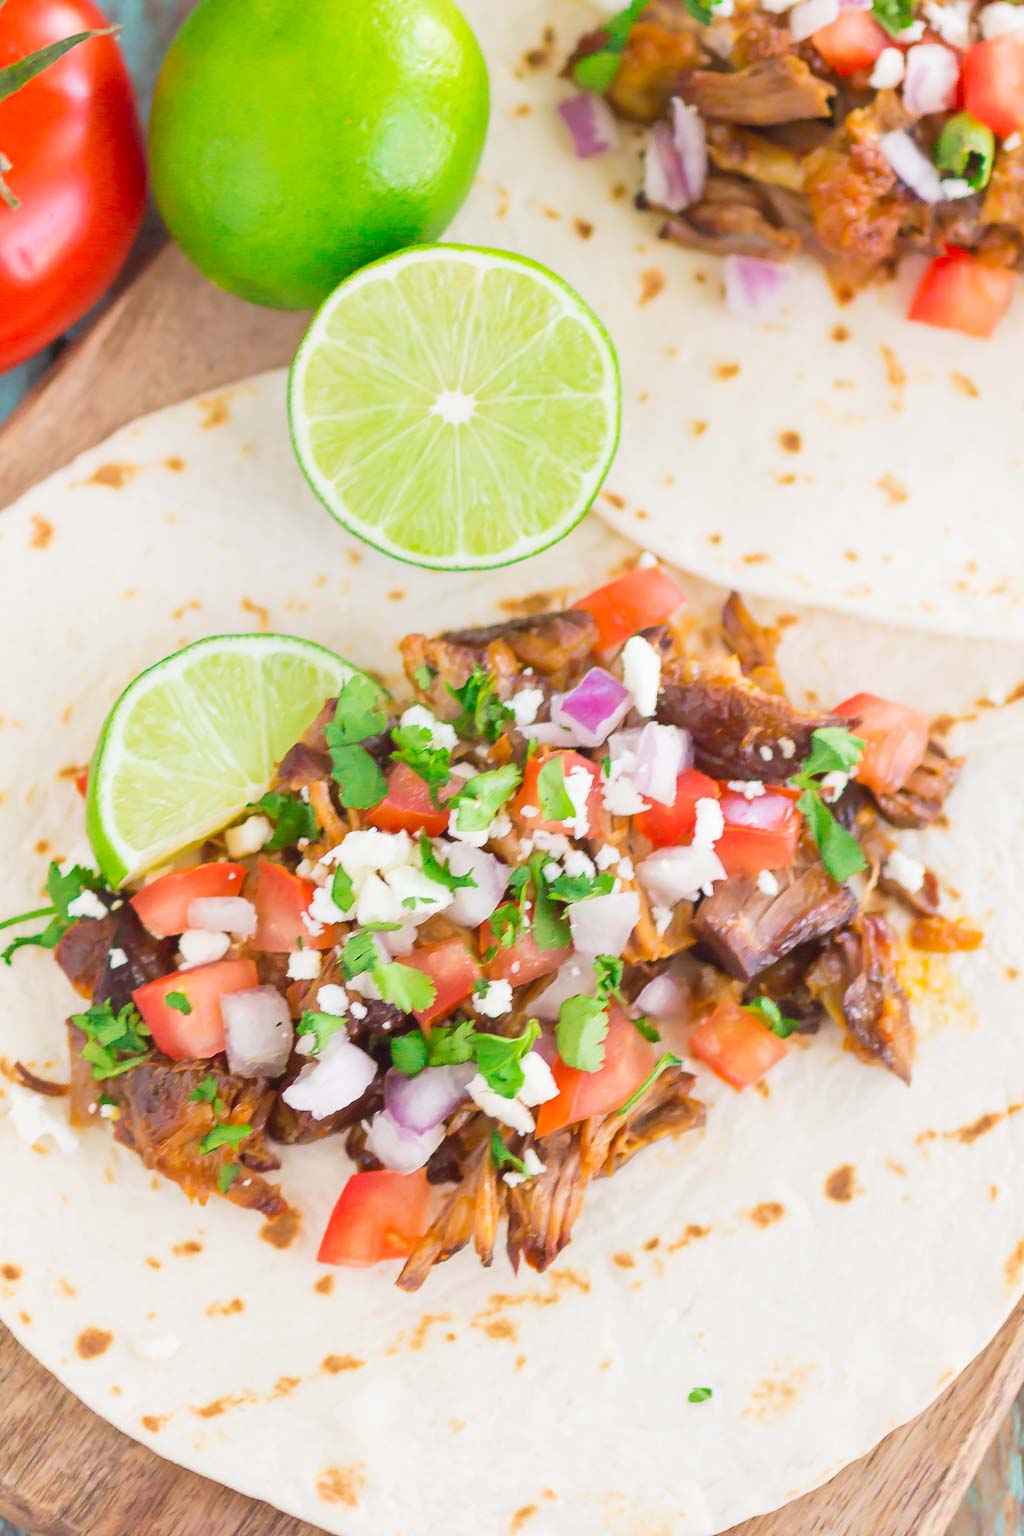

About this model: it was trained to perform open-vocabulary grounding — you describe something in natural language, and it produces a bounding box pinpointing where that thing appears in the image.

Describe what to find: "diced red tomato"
[635,769,721,848]
[964,35,1024,137]
[401,937,481,1028]
[317,1170,431,1267]
[130,862,248,939]
[689,997,787,1089]
[574,566,685,654]
[511,750,603,836]
[812,10,888,75]
[366,762,457,836]
[133,957,259,1060]
[907,248,1016,339]
[484,909,571,988]
[252,860,338,952]
[716,787,802,876]
[833,692,930,796]
[536,1005,655,1137]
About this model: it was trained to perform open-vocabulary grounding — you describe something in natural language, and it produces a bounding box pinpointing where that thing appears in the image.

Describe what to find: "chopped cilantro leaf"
[449,763,521,833]
[537,755,575,823]
[412,663,435,691]
[473,1019,540,1098]
[743,996,799,1039]
[199,1121,252,1156]
[447,667,514,743]
[2,861,110,965]
[490,1129,527,1175]
[797,789,867,883]
[166,990,192,1015]
[376,961,436,1014]
[872,0,913,34]
[188,1074,222,1107]
[391,1030,430,1076]
[489,902,525,949]
[616,1052,682,1116]
[328,742,388,811]
[297,1011,345,1055]
[391,723,452,807]
[791,727,865,788]
[547,870,615,905]
[935,111,995,190]
[593,954,624,1000]
[419,834,477,892]
[529,855,571,952]
[688,1387,713,1404]
[254,790,319,851]
[218,1162,241,1195]
[632,1014,661,1042]
[328,672,390,746]
[557,995,609,1073]
[426,1018,477,1066]
[331,865,356,915]
[340,930,381,981]
[572,0,651,90]
[72,999,151,1081]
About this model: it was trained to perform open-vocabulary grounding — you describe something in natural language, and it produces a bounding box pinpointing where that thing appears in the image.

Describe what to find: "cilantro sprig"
[556,954,657,1072]
[448,763,521,834]
[325,673,390,810]
[789,727,867,884]
[2,862,110,965]
[447,667,514,743]
[616,1052,682,1116]
[872,0,914,35]
[419,835,476,892]
[254,790,319,851]
[71,999,152,1081]
[490,1129,528,1176]
[573,0,650,91]
[537,755,575,823]
[743,996,799,1040]
[297,1010,345,1056]
[390,1016,539,1099]
[340,930,438,1017]
[390,724,452,808]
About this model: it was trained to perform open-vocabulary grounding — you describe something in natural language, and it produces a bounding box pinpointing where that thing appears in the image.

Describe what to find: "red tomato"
[252,860,338,952]
[716,788,802,876]
[133,957,259,1060]
[635,769,720,847]
[833,692,930,796]
[812,10,888,75]
[401,937,481,1028]
[317,1170,431,1267]
[907,249,1016,339]
[964,35,1024,137]
[130,862,248,939]
[689,998,787,1089]
[366,762,456,836]
[0,0,146,370]
[484,909,571,987]
[536,1006,655,1136]
[511,750,603,836]
[574,566,685,654]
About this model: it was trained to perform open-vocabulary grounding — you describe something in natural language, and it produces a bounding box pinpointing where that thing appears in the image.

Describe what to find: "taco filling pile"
[3,565,973,1290]
[563,0,1024,334]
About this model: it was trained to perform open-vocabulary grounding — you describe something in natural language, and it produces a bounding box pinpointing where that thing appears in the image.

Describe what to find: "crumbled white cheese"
[317,983,349,1016]
[694,796,725,848]
[603,774,647,817]
[981,1,1024,36]
[489,812,513,841]
[133,1334,181,1363]
[519,805,539,820]
[225,814,273,858]
[924,0,971,46]
[467,1074,536,1134]
[758,744,775,763]
[330,828,412,877]
[399,703,458,751]
[564,765,594,837]
[531,830,572,857]
[66,888,107,921]
[756,870,780,897]
[287,948,322,981]
[519,1051,559,1107]
[618,855,635,880]
[99,1102,120,1121]
[819,770,849,804]
[355,871,404,927]
[652,903,674,935]
[777,736,796,760]
[386,864,452,915]
[503,1169,526,1188]
[178,928,231,968]
[474,979,514,1019]
[727,780,766,799]
[563,847,596,880]
[622,635,662,718]
[107,947,128,970]
[941,177,975,200]
[637,550,658,569]
[349,999,369,1020]
[884,848,927,894]
[523,1147,546,1177]
[6,1085,78,1154]
[511,688,545,727]
[594,844,620,870]
[308,884,349,926]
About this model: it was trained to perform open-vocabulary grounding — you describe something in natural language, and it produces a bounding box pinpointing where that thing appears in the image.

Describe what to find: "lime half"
[87,634,359,886]
[288,245,621,569]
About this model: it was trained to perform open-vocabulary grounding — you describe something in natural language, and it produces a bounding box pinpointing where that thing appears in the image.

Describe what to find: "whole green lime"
[148,0,490,309]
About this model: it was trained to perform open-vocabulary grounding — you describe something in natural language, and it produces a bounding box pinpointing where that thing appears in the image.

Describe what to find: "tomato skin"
[401,937,481,1028]
[907,249,1016,339]
[0,0,146,370]
[963,35,1024,137]
[536,1006,655,1136]
[812,11,888,75]
[834,692,930,795]
[511,750,603,836]
[574,567,685,654]
[252,860,338,952]
[716,788,802,876]
[317,1170,431,1266]
[130,862,248,939]
[484,910,570,987]
[366,763,456,836]
[635,769,721,847]
[689,998,787,1089]
[133,957,259,1060]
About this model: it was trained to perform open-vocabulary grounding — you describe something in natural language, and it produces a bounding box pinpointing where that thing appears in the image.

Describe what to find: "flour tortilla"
[444,0,1024,641]
[2,373,1024,1536]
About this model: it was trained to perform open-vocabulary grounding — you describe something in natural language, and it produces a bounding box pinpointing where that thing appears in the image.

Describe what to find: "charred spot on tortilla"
[877,474,909,507]
[314,1274,335,1295]
[141,1413,168,1433]
[261,1209,301,1250]
[163,456,186,473]
[715,362,740,380]
[951,373,979,399]
[1,1264,21,1282]
[172,1240,203,1257]
[830,326,850,344]
[747,1202,784,1226]
[573,218,594,240]
[613,1251,636,1268]
[198,393,232,431]
[29,515,53,549]
[85,462,137,490]
[322,1353,364,1373]
[317,1464,366,1508]
[76,1327,113,1360]
[778,432,801,455]
[639,268,667,305]
[824,1165,858,1203]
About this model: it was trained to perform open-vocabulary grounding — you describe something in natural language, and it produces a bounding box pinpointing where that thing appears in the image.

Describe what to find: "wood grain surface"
[2,241,1024,1536]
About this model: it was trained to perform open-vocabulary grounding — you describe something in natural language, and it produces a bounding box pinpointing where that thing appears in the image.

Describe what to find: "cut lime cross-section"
[288,244,621,570]
[86,634,361,886]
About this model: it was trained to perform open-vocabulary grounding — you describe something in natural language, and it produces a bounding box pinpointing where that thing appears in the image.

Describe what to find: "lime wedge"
[86,634,359,886]
[288,244,621,570]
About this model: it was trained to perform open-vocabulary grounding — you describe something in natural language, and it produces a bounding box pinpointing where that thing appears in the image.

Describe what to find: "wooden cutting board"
[2,242,1023,1536]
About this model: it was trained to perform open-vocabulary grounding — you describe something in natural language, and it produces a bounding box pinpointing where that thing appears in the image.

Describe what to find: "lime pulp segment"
[288,245,621,570]
[86,634,359,885]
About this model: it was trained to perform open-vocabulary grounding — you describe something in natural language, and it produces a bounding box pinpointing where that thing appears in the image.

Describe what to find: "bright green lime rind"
[86,634,361,886]
[288,244,622,571]
[148,0,490,309]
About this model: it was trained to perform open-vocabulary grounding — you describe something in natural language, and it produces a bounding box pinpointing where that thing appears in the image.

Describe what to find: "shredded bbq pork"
[47,580,964,1286]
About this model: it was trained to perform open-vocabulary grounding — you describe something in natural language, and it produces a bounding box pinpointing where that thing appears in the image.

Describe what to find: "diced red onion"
[902,43,960,117]
[519,719,579,748]
[880,129,944,203]
[533,958,598,1022]
[789,0,838,39]
[635,974,687,1019]
[644,99,707,213]
[442,844,510,928]
[385,1063,475,1134]
[724,256,792,323]
[221,986,293,1078]
[638,845,727,905]
[568,890,640,957]
[552,668,632,748]
[281,1036,377,1119]
[558,92,620,159]
[630,723,686,806]
[365,1108,445,1174]
[187,896,256,937]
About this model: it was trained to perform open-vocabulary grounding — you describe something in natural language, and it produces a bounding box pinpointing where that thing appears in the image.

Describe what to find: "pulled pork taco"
[1,374,1023,1534]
